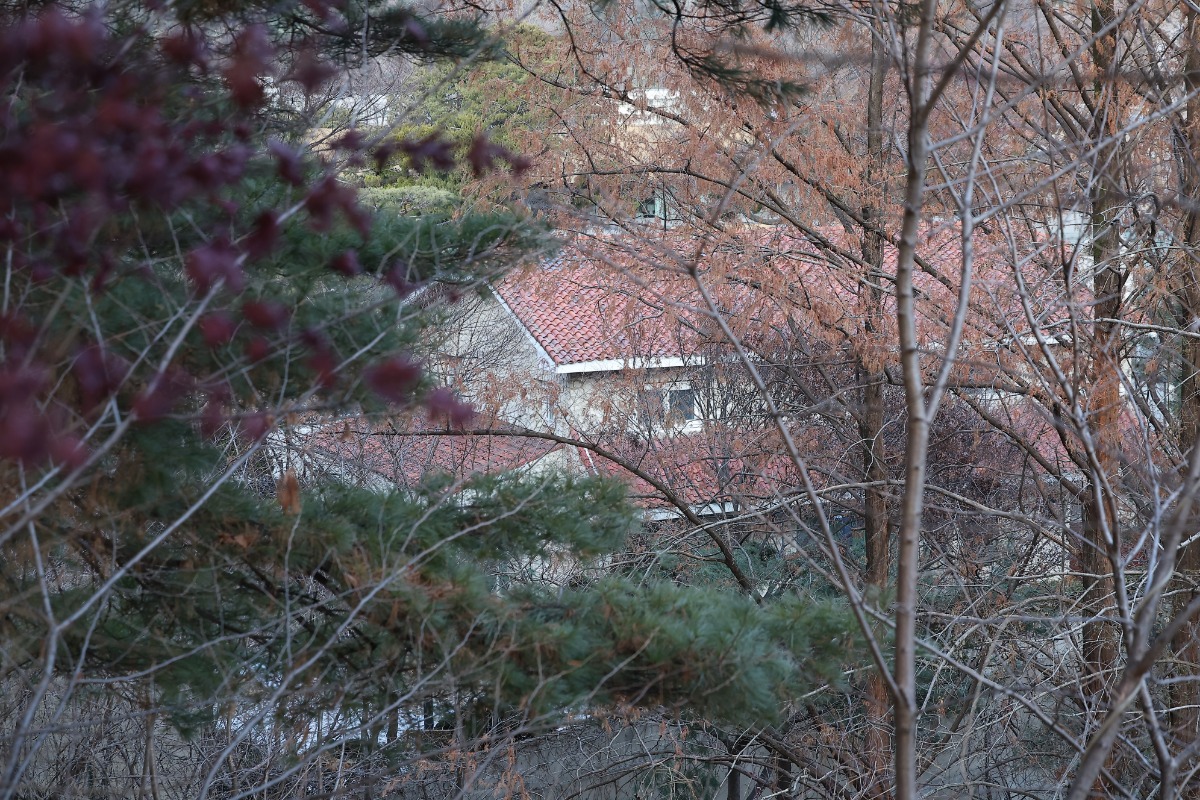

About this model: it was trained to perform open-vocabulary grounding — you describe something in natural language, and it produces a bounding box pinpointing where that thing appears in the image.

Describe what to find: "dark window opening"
[667,388,696,423]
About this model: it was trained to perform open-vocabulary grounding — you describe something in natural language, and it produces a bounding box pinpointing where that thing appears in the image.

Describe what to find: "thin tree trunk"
[860,22,894,800]
[1080,1,1123,793]
[892,0,939,791]
[727,760,742,800]
[1171,7,1200,795]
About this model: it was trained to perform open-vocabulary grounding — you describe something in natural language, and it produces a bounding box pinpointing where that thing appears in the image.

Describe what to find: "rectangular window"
[637,387,664,428]
[666,387,696,423]
[633,383,701,433]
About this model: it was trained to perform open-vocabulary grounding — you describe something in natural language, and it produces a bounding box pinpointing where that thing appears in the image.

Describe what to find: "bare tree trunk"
[1171,7,1200,794]
[772,751,792,797]
[1079,2,1124,794]
[893,0,939,793]
[1080,197,1123,795]
[860,23,894,800]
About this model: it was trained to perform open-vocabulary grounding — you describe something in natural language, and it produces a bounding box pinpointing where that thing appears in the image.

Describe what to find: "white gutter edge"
[556,355,703,374]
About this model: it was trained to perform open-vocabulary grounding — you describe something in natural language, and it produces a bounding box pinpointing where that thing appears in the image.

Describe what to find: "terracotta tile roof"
[495,244,704,367]
[304,419,560,489]
[573,396,1073,519]
[494,226,1024,371]
[571,429,804,513]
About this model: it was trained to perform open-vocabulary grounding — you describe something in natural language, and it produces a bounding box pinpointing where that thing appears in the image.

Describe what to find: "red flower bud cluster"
[0,8,421,468]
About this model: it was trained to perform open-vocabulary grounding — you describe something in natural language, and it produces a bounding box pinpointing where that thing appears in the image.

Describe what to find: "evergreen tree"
[0,2,856,798]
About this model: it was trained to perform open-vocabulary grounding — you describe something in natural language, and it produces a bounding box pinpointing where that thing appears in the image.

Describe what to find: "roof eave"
[556,355,701,374]
[490,284,558,372]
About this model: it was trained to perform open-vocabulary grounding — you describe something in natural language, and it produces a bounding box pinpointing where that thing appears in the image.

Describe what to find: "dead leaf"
[277,467,301,515]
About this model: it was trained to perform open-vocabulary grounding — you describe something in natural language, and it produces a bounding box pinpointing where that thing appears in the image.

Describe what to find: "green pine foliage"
[374,25,557,191]
[13,445,855,736]
[0,2,860,796]
[501,578,855,725]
